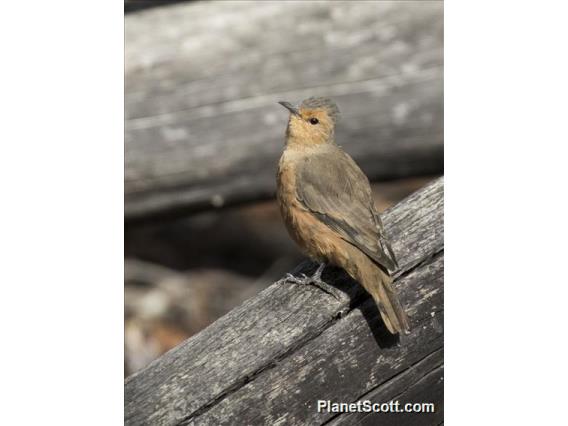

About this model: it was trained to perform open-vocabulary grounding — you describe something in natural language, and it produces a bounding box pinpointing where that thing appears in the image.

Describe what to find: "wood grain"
[125,177,444,425]
[125,1,443,221]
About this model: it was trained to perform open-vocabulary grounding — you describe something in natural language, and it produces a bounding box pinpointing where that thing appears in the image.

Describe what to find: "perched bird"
[276,97,410,334]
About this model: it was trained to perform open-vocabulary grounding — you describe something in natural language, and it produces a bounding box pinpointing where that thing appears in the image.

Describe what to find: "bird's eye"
[309,117,319,125]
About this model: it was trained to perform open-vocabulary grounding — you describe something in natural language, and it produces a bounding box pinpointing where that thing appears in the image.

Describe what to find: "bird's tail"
[357,261,410,335]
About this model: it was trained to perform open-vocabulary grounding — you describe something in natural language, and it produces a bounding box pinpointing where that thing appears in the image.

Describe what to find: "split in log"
[125,1,443,221]
[125,177,444,425]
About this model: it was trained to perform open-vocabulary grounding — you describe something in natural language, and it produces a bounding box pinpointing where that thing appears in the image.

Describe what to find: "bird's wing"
[295,147,399,272]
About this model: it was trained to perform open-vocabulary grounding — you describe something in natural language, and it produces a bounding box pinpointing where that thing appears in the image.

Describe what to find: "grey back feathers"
[295,144,398,272]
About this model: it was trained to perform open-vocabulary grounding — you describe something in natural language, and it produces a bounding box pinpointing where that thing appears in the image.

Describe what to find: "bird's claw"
[283,270,343,301]
[310,279,343,301]
[285,273,306,284]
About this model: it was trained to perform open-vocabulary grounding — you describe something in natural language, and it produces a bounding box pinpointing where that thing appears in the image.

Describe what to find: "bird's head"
[278,97,340,146]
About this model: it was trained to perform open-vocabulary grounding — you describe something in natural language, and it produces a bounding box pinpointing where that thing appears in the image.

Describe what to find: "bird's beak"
[278,101,300,117]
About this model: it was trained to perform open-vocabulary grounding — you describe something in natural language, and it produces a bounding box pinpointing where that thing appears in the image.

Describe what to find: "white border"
[0,1,123,424]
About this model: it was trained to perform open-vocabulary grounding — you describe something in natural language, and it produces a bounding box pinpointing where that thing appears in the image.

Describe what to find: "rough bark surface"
[125,177,444,425]
[125,1,443,221]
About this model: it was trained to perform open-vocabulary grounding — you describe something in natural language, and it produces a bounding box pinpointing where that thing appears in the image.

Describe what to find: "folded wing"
[295,147,398,272]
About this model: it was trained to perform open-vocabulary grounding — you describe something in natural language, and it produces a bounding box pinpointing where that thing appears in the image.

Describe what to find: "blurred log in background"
[125,0,443,377]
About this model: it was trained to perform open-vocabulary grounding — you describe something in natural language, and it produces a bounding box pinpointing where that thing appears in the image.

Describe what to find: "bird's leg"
[312,262,326,282]
[284,262,343,301]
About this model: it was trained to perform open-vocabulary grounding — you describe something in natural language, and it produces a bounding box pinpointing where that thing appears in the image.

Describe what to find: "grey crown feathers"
[300,97,340,123]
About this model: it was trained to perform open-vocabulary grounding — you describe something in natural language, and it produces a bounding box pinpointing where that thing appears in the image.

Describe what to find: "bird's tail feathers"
[359,264,410,335]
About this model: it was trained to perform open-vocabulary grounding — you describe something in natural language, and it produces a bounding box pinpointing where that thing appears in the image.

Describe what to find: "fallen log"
[125,177,444,425]
[125,1,443,221]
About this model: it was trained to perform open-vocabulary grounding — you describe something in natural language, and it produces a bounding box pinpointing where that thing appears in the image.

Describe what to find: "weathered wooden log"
[125,1,443,221]
[125,177,444,425]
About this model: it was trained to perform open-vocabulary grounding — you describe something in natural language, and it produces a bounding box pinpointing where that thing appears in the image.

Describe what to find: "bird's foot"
[284,263,343,301]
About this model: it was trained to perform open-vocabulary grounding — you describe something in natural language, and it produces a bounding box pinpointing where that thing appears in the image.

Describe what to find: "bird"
[276,96,410,335]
